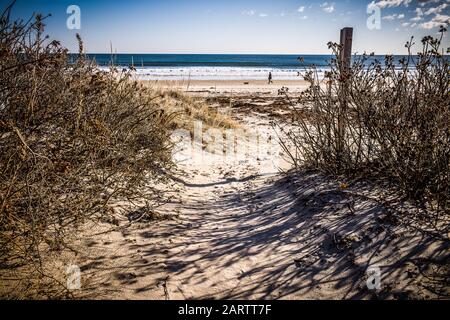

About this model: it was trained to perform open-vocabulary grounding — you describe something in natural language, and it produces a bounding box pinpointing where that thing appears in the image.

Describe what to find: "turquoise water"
[80,54,333,68]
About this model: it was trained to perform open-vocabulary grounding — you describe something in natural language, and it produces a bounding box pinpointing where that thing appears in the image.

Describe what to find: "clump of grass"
[0,5,175,297]
[140,84,238,133]
[280,27,449,213]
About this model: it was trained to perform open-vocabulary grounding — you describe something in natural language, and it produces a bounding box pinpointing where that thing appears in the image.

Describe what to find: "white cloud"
[420,13,450,29]
[420,21,439,29]
[382,13,405,20]
[320,2,335,13]
[383,14,398,20]
[259,13,268,17]
[419,0,441,7]
[369,0,412,9]
[300,15,308,20]
[424,3,448,15]
[241,10,255,16]
[410,8,424,21]
[414,1,450,30]
[401,22,410,27]
[297,6,305,13]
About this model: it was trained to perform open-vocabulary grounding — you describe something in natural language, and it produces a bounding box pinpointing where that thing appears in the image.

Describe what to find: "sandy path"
[84,114,308,299]
[77,109,448,300]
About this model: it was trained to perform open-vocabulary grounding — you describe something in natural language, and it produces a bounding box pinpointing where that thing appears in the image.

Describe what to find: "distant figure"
[268,72,273,84]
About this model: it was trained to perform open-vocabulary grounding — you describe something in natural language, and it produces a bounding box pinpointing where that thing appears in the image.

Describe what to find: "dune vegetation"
[280,27,449,215]
[0,5,234,297]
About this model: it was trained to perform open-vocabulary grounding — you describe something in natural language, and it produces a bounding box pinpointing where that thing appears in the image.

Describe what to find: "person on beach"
[268,72,273,84]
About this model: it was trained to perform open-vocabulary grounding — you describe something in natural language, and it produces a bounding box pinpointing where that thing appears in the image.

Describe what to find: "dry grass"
[0,4,234,298]
[139,83,238,132]
[279,28,449,214]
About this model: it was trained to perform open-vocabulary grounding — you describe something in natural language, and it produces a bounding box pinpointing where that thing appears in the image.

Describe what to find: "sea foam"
[99,66,328,81]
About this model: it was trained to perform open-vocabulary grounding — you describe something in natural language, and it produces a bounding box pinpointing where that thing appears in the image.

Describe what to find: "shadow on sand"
[80,170,449,299]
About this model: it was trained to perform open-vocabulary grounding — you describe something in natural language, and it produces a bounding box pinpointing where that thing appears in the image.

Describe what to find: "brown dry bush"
[0,5,175,297]
[280,28,449,214]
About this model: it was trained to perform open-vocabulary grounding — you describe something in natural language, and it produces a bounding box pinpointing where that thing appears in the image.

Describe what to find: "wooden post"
[337,27,353,169]
[339,28,353,75]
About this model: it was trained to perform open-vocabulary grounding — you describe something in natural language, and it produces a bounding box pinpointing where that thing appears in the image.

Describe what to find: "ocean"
[71,54,418,80]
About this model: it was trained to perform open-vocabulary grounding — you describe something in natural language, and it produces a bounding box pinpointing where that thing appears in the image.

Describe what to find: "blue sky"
[4,0,449,54]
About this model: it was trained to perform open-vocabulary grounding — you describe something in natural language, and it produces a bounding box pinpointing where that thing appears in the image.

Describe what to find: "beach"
[2,2,449,302]
[65,82,449,300]
[141,79,310,95]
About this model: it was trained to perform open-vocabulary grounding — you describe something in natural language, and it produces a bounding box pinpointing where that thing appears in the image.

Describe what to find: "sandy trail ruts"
[77,107,448,300]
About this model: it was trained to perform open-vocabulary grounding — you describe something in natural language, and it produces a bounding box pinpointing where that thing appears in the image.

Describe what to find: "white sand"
[70,107,448,300]
[142,79,310,94]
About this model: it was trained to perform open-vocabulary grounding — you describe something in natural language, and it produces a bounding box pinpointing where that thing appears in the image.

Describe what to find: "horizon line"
[67,52,440,56]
